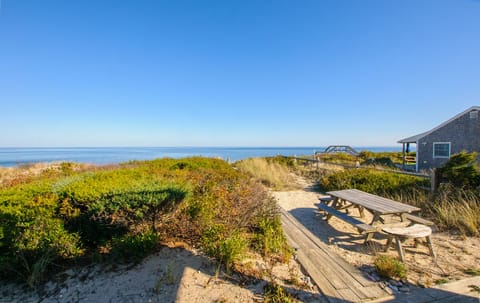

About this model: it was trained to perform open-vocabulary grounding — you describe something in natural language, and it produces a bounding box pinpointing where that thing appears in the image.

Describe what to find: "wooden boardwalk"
[280,208,391,303]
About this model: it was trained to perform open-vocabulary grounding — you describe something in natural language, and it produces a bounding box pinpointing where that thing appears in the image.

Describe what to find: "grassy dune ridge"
[0,157,290,287]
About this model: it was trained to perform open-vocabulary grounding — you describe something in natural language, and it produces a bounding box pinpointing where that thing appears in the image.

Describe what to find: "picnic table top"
[326,188,420,215]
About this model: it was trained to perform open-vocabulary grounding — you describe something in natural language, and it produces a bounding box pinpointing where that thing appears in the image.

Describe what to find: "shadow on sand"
[1,245,325,303]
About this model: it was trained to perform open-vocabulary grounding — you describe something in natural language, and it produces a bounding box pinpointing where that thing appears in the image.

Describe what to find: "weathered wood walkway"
[280,208,391,303]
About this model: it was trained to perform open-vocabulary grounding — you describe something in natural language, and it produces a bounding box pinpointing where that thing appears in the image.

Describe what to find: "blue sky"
[1,0,479,147]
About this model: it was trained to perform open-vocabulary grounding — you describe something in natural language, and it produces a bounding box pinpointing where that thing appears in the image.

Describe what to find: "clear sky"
[1,0,479,147]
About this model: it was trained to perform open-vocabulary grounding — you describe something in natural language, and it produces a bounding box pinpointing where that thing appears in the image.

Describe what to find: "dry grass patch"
[432,188,480,236]
[235,158,299,190]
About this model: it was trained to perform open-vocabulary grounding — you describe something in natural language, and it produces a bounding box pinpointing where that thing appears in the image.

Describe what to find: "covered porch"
[398,133,423,172]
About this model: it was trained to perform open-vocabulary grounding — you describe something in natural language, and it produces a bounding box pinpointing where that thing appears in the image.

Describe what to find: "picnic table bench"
[402,213,434,226]
[316,203,376,234]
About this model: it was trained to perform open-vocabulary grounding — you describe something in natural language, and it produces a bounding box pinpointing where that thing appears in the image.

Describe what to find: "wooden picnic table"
[320,189,436,258]
[326,188,420,225]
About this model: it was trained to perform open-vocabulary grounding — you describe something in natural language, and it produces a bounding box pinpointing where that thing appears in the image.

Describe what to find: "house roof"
[398,106,480,144]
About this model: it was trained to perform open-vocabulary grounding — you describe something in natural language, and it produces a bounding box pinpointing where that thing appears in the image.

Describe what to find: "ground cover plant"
[374,255,407,280]
[0,157,289,287]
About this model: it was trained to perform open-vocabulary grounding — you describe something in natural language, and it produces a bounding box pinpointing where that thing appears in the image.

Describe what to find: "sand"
[0,241,323,303]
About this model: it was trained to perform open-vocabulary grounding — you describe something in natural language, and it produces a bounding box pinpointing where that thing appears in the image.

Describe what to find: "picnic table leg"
[323,198,341,222]
[384,236,394,252]
[395,237,406,262]
[342,200,351,214]
[331,197,340,208]
[356,206,365,218]
[370,213,381,225]
[426,236,436,260]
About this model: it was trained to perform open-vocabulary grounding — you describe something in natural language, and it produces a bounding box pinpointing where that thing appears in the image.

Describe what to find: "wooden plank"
[281,209,380,288]
[336,288,361,303]
[281,209,390,301]
[296,249,353,303]
[281,210,375,287]
[307,248,376,301]
[281,216,350,290]
[402,213,434,226]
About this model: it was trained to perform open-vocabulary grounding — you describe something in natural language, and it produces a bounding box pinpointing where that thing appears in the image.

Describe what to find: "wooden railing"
[404,155,416,164]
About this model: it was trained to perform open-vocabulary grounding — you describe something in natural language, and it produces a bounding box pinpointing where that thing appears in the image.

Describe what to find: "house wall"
[417,109,480,171]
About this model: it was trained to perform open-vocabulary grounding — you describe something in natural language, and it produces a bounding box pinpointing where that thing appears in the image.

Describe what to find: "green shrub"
[94,185,188,232]
[0,191,83,286]
[109,231,159,262]
[201,225,248,270]
[374,255,407,279]
[436,152,480,189]
[319,168,428,197]
[254,217,291,261]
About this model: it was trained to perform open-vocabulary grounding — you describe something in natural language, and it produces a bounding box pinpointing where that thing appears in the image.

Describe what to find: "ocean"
[0,147,401,167]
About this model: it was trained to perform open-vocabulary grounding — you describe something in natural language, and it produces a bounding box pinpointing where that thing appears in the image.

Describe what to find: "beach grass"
[234,157,299,190]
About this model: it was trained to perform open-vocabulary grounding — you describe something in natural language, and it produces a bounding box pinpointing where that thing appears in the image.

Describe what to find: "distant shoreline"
[0,146,402,168]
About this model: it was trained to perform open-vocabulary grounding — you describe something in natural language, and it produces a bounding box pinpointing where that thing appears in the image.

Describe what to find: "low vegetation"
[0,157,289,287]
[318,168,429,197]
[263,282,295,303]
[316,151,415,167]
[374,255,407,279]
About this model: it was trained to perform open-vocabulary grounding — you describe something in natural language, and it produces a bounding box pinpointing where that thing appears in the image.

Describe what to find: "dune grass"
[430,186,480,236]
[234,157,299,190]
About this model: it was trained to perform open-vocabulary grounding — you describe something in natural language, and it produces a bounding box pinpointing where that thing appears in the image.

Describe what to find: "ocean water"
[0,147,401,167]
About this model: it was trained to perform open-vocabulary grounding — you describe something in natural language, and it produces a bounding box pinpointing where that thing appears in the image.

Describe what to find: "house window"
[433,142,451,158]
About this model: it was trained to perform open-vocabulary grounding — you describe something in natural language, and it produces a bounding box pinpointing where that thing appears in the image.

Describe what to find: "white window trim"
[433,142,451,158]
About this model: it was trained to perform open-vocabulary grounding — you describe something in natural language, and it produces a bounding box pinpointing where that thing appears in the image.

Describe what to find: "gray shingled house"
[398,106,480,172]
